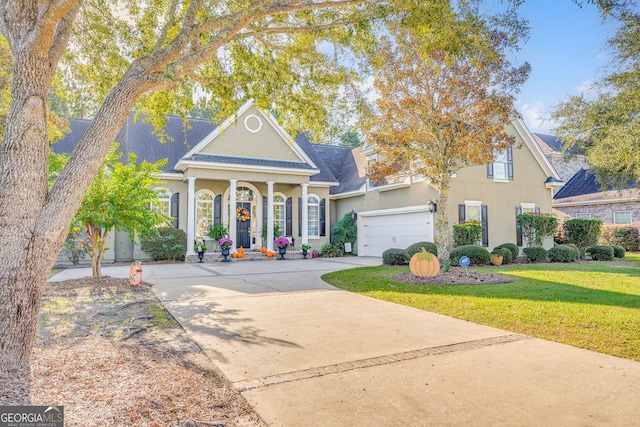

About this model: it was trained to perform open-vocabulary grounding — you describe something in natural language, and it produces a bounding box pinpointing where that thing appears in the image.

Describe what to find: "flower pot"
[197,251,205,263]
[490,254,503,266]
[221,247,230,262]
[278,247,287,260]
[302,249,308,259]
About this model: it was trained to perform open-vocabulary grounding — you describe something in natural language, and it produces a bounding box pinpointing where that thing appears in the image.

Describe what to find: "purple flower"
[274,236,290,249]
[218,237,233,249]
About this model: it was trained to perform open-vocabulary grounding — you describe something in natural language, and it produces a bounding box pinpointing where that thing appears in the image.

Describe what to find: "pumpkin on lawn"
[409,248,440,277]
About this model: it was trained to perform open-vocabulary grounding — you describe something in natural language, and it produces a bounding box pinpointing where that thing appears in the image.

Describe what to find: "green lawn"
[322,253,640,361]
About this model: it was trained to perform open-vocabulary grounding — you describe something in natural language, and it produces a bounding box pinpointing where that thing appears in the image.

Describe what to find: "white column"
[186,177,196,255]
[267,181,275,252]
[229,179,237,252]
[301,183,309,246]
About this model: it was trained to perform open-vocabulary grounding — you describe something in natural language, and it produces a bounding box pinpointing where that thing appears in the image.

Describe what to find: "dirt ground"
[0,276,265,427]
[393,266,517,285]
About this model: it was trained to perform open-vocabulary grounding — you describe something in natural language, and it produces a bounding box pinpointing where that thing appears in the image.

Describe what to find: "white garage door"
[359,209,434,257]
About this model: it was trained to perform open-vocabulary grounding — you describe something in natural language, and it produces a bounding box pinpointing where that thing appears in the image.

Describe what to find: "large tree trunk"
[434,173,452,261]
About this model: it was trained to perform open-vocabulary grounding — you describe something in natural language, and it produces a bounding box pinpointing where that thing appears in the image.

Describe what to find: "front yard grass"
[322,253,640,361]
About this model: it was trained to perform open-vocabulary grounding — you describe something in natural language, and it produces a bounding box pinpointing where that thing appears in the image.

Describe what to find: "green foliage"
[449,245,490,266]
[522,246,547,263]
[74,143,169,276]
[332,213,357,245]
[517,213,558,247]
[586,245,615,261]
[62,229,87,265]
[320,243,344,258]
[493,243,518,260]
[548,245,579,263]
[498,247,513,264]
[600,224,640,251]
[452,221,483,247]
[207,223,229,241]
[140,227,187,261]
[551,12,640,188]
[612,245,626,258]
[382,248,409,266]
[261,223,283,242]
[563,219,603,257]
[405,242,438,258]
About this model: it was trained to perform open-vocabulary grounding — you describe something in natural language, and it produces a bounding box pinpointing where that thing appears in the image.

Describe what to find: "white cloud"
[575,80,596,96]
[519,101,557,134]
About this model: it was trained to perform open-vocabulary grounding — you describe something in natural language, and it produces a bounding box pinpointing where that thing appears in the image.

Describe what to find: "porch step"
[186,250,310,263]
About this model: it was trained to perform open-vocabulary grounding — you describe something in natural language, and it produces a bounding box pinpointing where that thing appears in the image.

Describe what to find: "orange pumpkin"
[261,247,267,253]
[231,253,238,258]
[409,249,440,277]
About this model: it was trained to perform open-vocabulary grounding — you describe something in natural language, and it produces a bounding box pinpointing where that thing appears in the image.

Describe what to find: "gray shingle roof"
[187,153,316,171]
[554,168,636,199]
[534,133,563,152]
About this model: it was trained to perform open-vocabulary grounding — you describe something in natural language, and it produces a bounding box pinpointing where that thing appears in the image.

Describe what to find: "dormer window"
[487,146,513,181]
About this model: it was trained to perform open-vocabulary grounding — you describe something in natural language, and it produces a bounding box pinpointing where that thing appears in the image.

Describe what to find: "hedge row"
[382,242,438,266]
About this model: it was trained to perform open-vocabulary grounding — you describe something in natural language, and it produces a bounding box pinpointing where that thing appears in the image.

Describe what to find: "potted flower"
[194,242,208,263]
[490,249,504,266]
[301,243,312,259]
[274,236,290,260]
[218,237,233,262]
[207,223,229,251]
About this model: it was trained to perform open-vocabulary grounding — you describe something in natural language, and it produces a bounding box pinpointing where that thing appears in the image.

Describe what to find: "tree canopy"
[367,6,529,259]
[552,11,640,189]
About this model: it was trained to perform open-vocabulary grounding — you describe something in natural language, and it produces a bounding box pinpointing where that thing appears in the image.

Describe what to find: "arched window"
[273,194,286,237]
[307,195,320,238]
[152,188,171,218]
[195,190,215,239]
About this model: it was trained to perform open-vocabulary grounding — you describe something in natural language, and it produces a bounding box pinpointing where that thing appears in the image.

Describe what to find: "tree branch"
[48,0,82,71]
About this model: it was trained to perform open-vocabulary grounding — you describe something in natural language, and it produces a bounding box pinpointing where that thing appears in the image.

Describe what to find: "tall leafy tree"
[0,0,380,374]
[74,144,169,278]
[367,6,530,260]
[551,12,640,189]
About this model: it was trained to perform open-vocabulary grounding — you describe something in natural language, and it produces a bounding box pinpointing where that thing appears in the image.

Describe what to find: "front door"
[236,202,251,248]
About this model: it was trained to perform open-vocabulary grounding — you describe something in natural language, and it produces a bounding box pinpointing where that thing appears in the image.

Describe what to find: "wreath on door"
[236,207,251,222]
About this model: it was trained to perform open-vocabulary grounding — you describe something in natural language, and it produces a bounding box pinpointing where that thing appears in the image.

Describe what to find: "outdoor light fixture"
[291,237,295,249]
[427,199,437,213]
[350,210,357,221]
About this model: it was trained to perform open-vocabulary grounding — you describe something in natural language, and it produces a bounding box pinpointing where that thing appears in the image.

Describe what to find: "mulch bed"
[1,276,265,427]
[393,266,517,286]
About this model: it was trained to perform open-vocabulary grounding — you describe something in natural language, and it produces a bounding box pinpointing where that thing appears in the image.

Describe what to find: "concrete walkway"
[51,259,640,426]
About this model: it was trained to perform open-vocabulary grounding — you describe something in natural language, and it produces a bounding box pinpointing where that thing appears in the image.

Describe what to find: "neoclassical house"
[55,100,563,263]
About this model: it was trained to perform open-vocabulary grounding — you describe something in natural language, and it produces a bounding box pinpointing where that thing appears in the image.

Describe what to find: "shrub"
[548,245,579,263]
[563,219,602,257]
[449,245,490,266]
[493,243,518,260]
[320,243,344,258]
[522,246,547,263]
[498,247,513,264]
[612,245,626,258]
[599,224,640,251]
[453,220,482,247]
[406,241,438,258]
[140,227,187,261]
[586,245,614,261]
[332,213,357,245]
[382,248,409,265]
[517,213,558,246]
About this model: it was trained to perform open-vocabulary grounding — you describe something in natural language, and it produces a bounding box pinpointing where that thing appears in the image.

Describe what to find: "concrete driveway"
[52,258,640,426]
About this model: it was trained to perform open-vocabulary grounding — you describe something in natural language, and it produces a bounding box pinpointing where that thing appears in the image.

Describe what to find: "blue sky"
[511,0,621,134]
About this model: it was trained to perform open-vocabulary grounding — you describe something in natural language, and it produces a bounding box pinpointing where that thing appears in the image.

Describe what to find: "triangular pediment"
[180,101,316,170]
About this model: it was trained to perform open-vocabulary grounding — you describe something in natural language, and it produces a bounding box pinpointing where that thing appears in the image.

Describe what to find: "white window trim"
[307,193,321,239]
[521,203,536,214]
[152,187,172,217]
[576,212,592,220]
[613,210,632,225]
[464,200,482,223]
[273,192,286,237]
[195,189,215,240]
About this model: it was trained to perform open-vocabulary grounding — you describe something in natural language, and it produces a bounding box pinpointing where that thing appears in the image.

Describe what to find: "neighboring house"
[534,132,640,228]
[552,168,640,227]
[54,101,563,263]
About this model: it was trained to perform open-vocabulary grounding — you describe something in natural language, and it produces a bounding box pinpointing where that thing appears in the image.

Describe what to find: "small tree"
[563,219,603,258]
[332,213,357,245]
[517,213,558,247]
[74,144,169,277]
